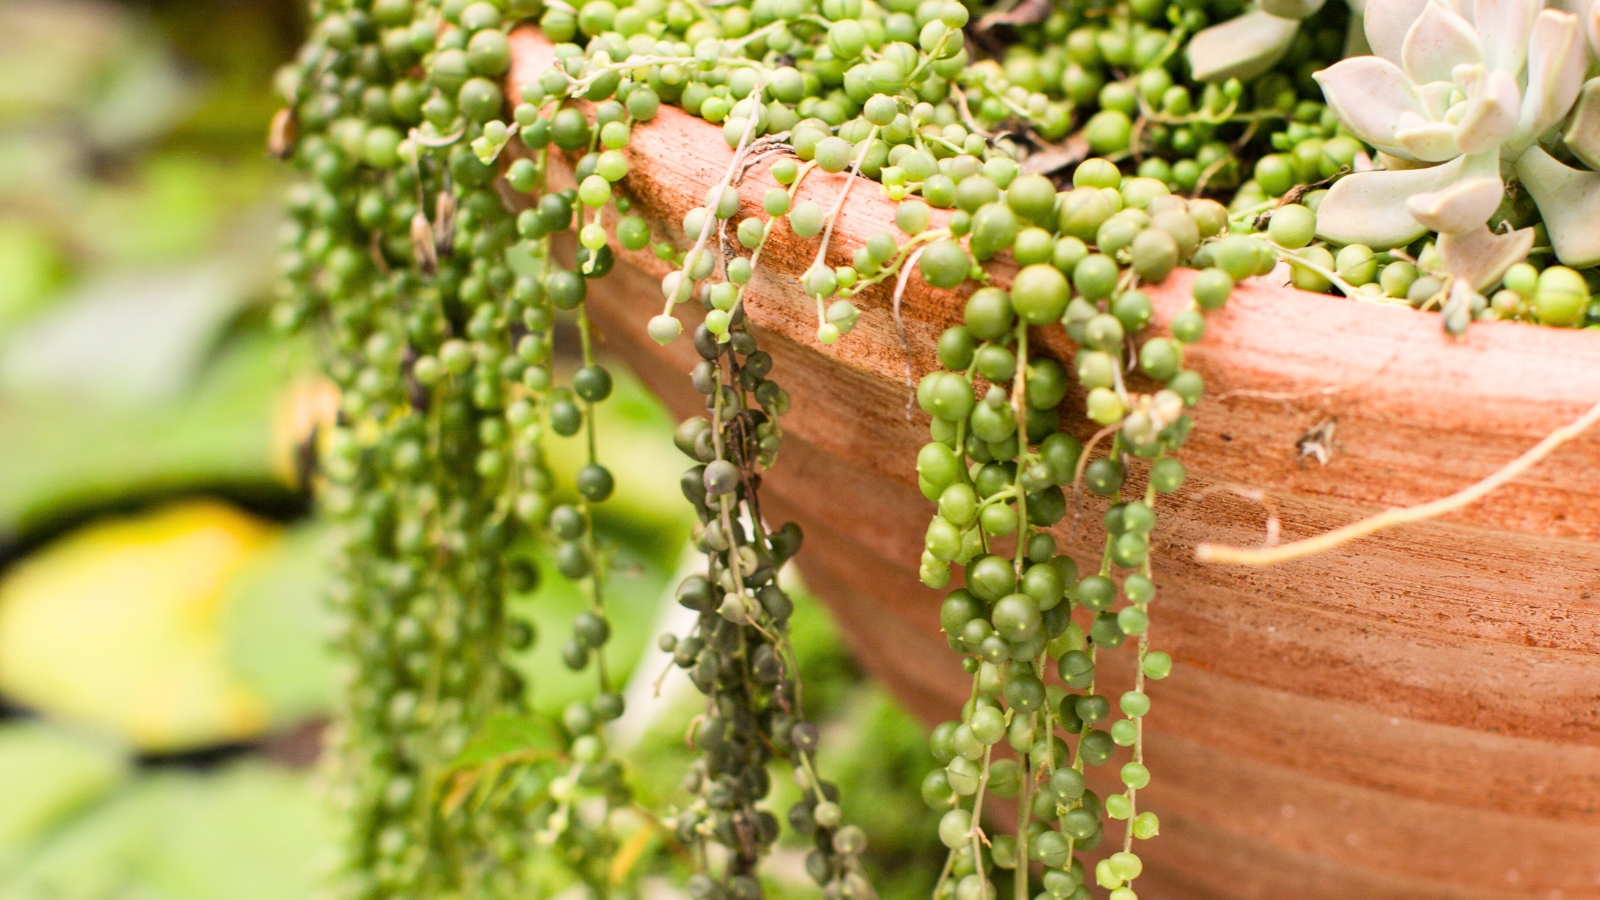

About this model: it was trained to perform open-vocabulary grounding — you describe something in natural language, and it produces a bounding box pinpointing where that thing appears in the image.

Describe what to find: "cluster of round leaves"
[517,27,874,889]
[1219,195,1600,336]
[495,0,1351,893]
[272,0,661,897]
[659,316,874,900]
[420,0,673,893]
[517,0,1362,355]
[514,0,897,894]
[1316,208,1597,332]
[543,487,637,889]
[983,0,1356,195]
[901,156,1242,900]
[1487,263,1600,329]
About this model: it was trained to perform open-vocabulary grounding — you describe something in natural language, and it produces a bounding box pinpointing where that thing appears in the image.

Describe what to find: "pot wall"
[512,30,1600,899]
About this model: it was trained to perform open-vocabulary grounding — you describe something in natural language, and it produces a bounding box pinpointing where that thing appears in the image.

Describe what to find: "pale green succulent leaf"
[1455,68,1521,153]
[1473,0,1538,74]
[1436,225,1536,290]
[1312,56,1423,156]
[1365,0,1432,63]
[1416,81,1456,119]
[1402,1,1483,84]
[1314,156,1469,248]
[1395,113,1464,160]
[1452,59,1485,92]
[1562,77,1600,170]
[1406,174,1504,232]
[1515,145,1600,267]
[1515,10,1586,149]
[1187,9,1301,83]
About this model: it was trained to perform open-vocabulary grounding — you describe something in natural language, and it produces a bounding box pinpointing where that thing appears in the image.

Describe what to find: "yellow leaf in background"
[608,818,658,886]
[0,501,275,751]
[268,376,338,490]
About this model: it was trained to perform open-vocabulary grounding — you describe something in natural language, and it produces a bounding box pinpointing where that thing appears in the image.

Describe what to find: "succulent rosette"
[1312,0,1600,285]
[1188,0,1367,84]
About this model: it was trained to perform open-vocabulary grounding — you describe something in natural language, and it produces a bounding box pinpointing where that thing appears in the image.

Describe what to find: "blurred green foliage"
[0,737,334,900]
[0,332,296,536]
[0,0,299,537]
[0,723,129,871]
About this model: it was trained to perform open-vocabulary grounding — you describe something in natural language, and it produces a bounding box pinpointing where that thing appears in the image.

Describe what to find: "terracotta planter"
[510,30,1600,900]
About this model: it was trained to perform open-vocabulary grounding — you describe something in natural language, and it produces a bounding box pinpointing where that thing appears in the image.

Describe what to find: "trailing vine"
[274,0,635,896]
[273,0,1600,896]
[914,157,1226,900]
[665,310,874,900]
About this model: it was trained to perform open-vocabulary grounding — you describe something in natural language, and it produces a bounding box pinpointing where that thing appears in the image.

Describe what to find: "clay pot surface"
[511,29,1600,900]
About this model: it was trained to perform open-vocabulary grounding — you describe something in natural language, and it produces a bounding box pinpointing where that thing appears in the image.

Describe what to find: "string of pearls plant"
[275,0,638,895]
[272,0,1599,896]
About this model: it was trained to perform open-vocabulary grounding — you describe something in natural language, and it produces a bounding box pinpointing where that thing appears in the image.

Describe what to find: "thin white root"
[1066,421,1122,540]
[1195,397,1600,566]
[893,245,926,420]
[1189,484,1282,547]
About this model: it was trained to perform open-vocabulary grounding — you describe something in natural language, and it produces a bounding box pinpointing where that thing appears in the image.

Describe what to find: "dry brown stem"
[1196,397,1600,566]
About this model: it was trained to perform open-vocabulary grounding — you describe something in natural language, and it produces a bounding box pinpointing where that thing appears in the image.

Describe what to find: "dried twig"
[1196,397,1600,566]
[1019,133,1089,177]
[1067,421,1122,539]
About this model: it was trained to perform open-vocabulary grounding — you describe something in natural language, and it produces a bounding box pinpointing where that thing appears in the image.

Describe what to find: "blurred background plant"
[0,2,938,898]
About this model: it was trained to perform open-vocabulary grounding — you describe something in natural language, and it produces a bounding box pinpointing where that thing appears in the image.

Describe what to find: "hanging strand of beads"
[270,0,617,896]
[661,110,876,900]
[667,300,876,900]
[511,15,879,897]
[478,7,713,886]
[915,155,1238,900]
